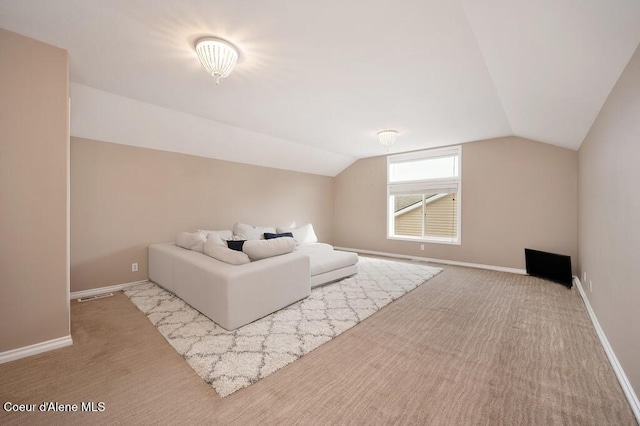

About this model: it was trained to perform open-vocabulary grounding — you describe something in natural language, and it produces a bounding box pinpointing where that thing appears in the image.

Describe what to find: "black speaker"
[524,248,572,288]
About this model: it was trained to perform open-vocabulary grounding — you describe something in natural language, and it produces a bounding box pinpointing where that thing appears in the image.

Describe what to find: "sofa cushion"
[306,249,359,276]
[176,231,207,253]
[242,237,296,261]
[204,243,250,265]
[263,232,294,240]
[295,242,335,254]
[277,223,318,244]
[233,223,276,241]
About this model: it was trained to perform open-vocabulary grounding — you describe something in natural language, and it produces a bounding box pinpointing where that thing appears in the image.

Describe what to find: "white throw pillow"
[199,229,233,242]
[233,223,276,240]
[276,223,318,244]
[242,237,296,261]
[204,243,250,265]
[176,231,207,253]
[204,232,227,247]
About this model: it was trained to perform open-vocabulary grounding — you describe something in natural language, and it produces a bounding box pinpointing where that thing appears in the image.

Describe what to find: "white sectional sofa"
[148,223,358,330]
[149,243,311,330]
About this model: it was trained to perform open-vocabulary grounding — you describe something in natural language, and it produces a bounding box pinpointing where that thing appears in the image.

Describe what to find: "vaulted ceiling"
[1,0,639,176]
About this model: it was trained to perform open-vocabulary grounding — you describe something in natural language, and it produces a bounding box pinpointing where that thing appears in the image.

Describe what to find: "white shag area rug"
[124,256,441,397]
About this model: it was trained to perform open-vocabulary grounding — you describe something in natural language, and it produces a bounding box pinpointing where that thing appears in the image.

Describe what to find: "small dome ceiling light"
[378,130,398,150]
[195,37,239,85]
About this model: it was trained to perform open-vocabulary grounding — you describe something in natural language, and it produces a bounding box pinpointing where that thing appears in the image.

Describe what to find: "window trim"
[387,145,462,245]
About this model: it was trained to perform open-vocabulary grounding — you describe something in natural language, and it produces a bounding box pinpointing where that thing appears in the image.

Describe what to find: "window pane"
[423,192,457,239]
[393,194,423,237]
[387,146,461,245]
[392,192,458,241]
[389,155,458,182]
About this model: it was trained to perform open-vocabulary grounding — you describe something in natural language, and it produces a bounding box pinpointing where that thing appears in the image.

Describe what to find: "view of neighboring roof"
[394,194,447,214]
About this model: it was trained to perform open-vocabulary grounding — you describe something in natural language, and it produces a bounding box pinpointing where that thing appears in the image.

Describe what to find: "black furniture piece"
[525,248,573,288]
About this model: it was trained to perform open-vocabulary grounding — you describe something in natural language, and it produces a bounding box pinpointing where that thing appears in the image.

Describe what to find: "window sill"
[387,235,461,246]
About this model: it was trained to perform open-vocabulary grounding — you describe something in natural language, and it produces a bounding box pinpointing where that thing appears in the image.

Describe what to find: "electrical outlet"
[582,272,587,283]
[589,279,593,293]
[131,263,138,272]
[420,244,425,251]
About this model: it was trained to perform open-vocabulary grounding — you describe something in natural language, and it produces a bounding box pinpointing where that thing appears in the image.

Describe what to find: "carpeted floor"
[0,258,636,425]
[124,257,441,397]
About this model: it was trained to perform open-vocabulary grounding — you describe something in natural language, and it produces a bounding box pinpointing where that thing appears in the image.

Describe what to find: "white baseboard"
[0,335,73,364]
[70,280,148,300]
[334,246,527,275]
[574,277,640,423]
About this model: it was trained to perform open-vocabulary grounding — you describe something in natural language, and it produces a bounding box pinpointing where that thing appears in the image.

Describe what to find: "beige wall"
[578,45,640,396]
[71,137,334,292]
[333,136,578,272]
[0,29,69,351]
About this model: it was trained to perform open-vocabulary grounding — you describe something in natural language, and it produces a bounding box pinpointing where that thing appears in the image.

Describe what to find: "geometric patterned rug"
[124,257,441,397]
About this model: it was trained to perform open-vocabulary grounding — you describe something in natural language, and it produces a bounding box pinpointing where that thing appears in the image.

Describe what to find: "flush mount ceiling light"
[195,37,239,85]
[377,130,398,149]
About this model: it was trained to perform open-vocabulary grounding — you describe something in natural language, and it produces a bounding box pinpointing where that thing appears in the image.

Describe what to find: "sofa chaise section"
[295,243,359,287]
[149,243,310,330]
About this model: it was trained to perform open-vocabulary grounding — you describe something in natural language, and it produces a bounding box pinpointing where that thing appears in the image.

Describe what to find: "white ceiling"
[1,0,639,176]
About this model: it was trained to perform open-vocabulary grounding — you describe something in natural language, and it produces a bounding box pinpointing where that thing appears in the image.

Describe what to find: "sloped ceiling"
[1,0,639,176]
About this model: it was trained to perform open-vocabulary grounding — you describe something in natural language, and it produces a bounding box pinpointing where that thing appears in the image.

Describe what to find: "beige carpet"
[124,257,441,397]
[0,259,636,425]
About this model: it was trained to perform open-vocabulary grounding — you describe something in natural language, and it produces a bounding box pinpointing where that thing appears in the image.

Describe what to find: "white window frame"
[387,145,462,245]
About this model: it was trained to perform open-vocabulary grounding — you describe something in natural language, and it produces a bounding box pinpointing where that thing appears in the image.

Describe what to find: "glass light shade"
[378,130,398,148]
[195,37,239,85]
